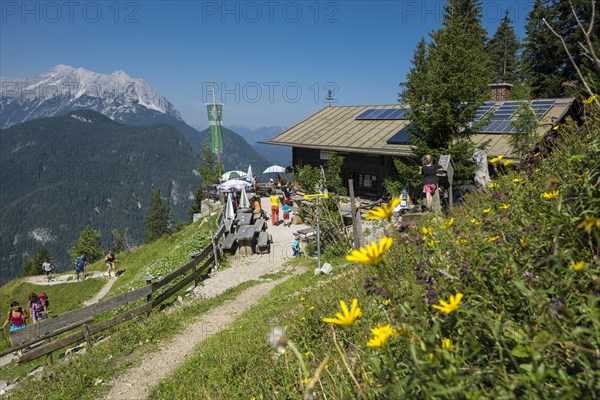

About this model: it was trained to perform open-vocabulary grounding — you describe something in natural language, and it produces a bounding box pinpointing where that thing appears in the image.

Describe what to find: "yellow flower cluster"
[582,94,597,105]
[490,155,504,164]
[543,190,559,199]
[487,183,499,189]
[571,261,585,271]
[500,204,510,209]
[512,178,523,183]
[441,218,454,229]
[421,226,433,235]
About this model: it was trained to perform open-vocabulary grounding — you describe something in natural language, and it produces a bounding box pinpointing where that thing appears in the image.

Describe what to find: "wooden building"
[267,98,578,197]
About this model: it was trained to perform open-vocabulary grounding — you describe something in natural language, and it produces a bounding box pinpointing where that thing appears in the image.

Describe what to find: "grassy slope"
[149,112,599,399]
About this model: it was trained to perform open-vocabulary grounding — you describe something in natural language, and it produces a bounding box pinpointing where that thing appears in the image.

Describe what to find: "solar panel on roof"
[378,109,397,119]
[386,127,412,144]
[530,100,555,119]
[355,108,410,120]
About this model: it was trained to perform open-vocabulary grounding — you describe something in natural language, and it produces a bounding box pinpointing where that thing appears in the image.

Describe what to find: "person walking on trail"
[2,301,28,332]
[421,154,442,210]
[74,254,85,281]
[105,251,116,277]
[41,258,53,282]
[28,293,45,323]
[269,192,280,225]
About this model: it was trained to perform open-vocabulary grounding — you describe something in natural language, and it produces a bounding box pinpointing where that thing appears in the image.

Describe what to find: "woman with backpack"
[2,301,28,332]
[28,293,45,323]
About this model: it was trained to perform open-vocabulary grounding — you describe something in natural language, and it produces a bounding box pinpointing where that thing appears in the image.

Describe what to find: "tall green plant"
[71,226,103,263]
[145,188,172,243]
[21,243,50,276]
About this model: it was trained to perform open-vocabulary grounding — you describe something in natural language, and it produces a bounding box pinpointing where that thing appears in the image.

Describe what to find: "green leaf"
[512,344,530,358]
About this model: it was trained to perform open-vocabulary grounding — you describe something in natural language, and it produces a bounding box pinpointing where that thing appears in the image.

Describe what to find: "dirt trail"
[102,197,310,399]
[83,276,119,306]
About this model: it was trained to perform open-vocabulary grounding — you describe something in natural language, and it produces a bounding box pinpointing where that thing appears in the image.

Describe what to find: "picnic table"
[236,225,256,256]
[235,212,253,226]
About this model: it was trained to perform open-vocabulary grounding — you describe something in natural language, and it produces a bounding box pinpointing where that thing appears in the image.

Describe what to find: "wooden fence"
[1,216,225,364]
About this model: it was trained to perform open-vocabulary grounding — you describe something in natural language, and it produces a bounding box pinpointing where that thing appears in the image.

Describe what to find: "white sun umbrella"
[221,170,247,182]
[225,193,235,221]
[263,165,287,174]
[246,164,254,183]
[239,187,250,209]
[217,179,252,193]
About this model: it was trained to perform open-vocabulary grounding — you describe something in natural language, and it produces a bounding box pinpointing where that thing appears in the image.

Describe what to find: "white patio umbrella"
[217,179,252,193]
[246,164,253,182]
[239,187,250,209]
[263,165,287,174]
[225,193,235,221]
[220,170,247,182]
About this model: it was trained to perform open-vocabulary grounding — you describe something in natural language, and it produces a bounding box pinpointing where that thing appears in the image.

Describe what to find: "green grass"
[3,273,281,400]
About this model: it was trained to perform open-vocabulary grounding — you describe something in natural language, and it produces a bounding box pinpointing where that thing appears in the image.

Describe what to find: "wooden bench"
[256,231,270,254]
[221,232,237,252]
[253,219,265,234]
[294,227,316,240]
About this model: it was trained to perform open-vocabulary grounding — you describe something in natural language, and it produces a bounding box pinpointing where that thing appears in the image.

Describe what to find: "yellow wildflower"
[490,155,504,163]
[571,261,585,271]
[487,183,499,189]
[483,208,491,213]
[456,238,468,244]
[535,168,541,173]
[322,298,362,326]
[576,174,585,181]
[427,240,435,248]
[543,190,559,199]
[309,306,315,311]
[534,152,540,157]
[441,218,454,229]
[582,94,598,104]
[305,351,311,357]
[470,218,481,225]
[366,198,400,221]
[442,338,454,350]
[500,203,510,209]
[519,237,526,247]
[346,237,393,266]
[302,377,310,385]
[367,324,397,348]
[488,236,500,242]
[577,216,600,233]
[421,226,433,235]
[382,299,391,306]
[504,159,513,166]
[512,178,523,183]
[300,297,305,301]
[552,125,559,131]
[432,292,463,314]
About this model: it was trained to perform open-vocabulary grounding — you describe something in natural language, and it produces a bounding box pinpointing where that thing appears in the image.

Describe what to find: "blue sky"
[1,1,535,128]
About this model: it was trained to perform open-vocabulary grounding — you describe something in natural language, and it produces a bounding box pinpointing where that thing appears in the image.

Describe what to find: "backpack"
[38,293,49,308]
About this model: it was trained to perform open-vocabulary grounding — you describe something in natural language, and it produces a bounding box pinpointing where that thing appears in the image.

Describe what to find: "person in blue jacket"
[74,254,86,281]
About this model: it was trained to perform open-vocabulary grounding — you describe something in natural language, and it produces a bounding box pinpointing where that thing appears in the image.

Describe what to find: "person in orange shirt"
[269,193,280,225]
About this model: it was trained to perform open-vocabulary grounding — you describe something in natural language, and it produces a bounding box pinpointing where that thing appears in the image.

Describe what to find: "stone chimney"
[489,83,513,101]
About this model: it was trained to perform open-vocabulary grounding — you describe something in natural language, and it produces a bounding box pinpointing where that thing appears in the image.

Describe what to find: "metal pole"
[316,196,321,269]
[211,82,222,170]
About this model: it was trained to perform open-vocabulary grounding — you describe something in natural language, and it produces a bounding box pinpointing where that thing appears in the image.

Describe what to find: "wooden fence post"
[82,324,92,348]
[349,179,362,249]
[144,276,155,315]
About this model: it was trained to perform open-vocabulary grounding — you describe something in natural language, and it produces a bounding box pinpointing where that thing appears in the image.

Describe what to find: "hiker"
[28,293,45,323]
[282,182,291,203]
[421,154,442,210]
[269,192,280,225]
[41,258,53,282]
[74,254,85,281]
[2,301,28,332]
[105,251,116,277]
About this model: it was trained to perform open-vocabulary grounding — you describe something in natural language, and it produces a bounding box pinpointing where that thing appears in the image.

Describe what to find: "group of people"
[2,292,49,333]
[269,182,294,226]
[72,251,116,281]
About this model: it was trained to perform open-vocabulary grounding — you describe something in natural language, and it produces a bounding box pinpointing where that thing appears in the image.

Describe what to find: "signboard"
[206,103,223,154]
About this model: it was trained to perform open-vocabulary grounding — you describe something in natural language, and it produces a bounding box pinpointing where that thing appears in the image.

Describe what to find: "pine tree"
[487,10,521,84]
[22,243,50,276]
[145,188,171,242]
[71,226,103,263]
[111,227,131,253]
[400,0,491,149]
[524,0,600,97]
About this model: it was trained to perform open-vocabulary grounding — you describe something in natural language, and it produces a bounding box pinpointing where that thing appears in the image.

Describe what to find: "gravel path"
[103,197,310,399]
